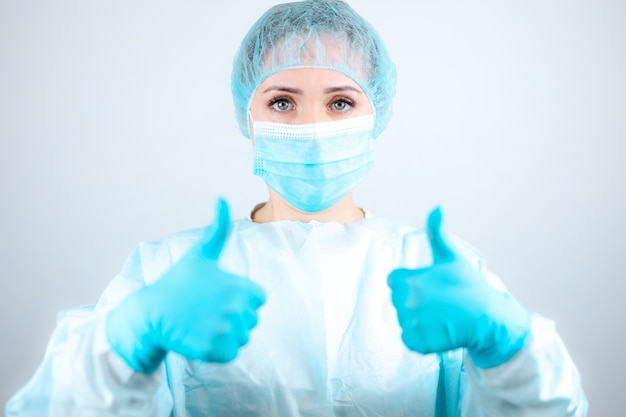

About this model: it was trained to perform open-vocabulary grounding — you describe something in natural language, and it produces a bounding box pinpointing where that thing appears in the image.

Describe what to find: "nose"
[298,99,332,124]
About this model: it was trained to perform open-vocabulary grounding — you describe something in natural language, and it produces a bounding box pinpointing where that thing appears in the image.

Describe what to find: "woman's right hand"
[106,198,267,374]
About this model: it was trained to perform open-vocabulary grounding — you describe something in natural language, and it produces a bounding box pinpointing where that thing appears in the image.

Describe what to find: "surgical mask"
[251,114,375,213]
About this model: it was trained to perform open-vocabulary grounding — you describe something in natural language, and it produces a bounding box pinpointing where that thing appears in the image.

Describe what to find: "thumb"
[198,197,232,260]
[426,206,456,264]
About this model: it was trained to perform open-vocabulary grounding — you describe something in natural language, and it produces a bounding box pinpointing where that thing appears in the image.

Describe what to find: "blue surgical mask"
[251,114,375,213]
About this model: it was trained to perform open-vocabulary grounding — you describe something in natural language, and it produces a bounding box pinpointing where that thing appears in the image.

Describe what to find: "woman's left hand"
[387,208,531,368]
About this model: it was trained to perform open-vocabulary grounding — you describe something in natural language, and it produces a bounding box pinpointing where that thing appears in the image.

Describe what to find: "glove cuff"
[468,293,531,368]
[105,293,167,374]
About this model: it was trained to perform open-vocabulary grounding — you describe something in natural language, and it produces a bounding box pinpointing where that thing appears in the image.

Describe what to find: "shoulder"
[359,214,487,270]
[137,227,202,260]
[136,219,253,262]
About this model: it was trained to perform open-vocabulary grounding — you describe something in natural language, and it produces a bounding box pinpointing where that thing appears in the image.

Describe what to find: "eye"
[270,98,293,112]
[331,98,354,112]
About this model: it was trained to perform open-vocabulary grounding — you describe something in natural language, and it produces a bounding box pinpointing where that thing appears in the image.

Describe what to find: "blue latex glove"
[106,198,267,373]
[387,207,531,368]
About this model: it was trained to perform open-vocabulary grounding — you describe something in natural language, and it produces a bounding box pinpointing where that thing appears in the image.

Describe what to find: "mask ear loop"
[247,110,255,142]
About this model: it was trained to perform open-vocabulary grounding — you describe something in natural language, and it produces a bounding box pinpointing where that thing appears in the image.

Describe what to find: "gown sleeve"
[460,312,588,416]
[5,243,174,417]
[401,230,589,416]
[457,269,589,416]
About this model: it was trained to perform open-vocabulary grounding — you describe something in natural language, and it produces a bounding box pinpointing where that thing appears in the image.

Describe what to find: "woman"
[7,0,588,416]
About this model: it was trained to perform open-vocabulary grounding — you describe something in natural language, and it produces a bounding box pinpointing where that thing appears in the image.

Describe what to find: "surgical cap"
[231,0,397,139]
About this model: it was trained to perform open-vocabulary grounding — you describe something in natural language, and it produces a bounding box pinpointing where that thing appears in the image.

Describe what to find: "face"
[248,68,373,131]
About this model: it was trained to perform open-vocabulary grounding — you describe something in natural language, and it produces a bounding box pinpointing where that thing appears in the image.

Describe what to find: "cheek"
[247,97,265,140]
[360,95,374,115]
[248,91,266,122]
[248,100,260,121]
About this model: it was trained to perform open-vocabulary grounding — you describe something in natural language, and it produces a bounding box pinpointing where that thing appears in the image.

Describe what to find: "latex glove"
[106,198,267,373]
[387,207,530,368]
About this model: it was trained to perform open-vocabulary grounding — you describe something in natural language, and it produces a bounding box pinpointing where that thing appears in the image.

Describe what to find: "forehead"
[256,68,363,94]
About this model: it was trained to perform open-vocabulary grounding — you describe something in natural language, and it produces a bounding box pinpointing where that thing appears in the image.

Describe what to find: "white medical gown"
[6,215,588,416]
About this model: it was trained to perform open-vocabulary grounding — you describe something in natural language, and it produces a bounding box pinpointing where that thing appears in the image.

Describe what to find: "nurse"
[7,0,588,416]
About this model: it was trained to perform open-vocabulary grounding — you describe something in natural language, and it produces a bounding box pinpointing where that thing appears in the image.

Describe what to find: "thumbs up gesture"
[106,198,267,373]
[387,207,531,368]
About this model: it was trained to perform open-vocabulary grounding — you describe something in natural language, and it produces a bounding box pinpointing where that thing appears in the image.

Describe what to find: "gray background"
[1,0,624,415]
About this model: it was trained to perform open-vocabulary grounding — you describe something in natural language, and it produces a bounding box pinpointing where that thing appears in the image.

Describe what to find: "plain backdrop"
[1,0,624,415]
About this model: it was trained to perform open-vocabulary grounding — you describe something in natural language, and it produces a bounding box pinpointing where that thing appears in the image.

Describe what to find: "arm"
[388,208,588,416]
[7,198,266,416]
[6,245,173,417]
[461,313,588,416]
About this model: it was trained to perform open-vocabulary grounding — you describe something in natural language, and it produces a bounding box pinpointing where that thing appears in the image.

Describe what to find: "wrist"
[468,294,531,368]
[105,293,166,374]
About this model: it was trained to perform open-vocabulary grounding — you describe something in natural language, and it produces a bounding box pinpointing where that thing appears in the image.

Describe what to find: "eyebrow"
[323,86,363,94]
[263,86,303,94]
[262,85,363,94]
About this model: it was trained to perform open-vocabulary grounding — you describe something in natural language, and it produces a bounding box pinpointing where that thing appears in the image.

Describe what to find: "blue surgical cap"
[231,0,397,139]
